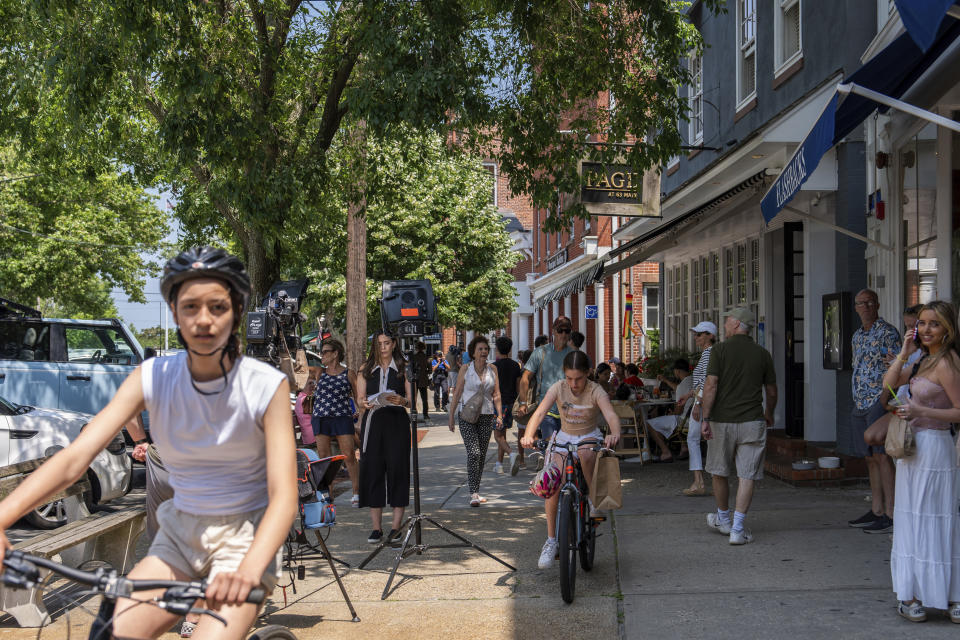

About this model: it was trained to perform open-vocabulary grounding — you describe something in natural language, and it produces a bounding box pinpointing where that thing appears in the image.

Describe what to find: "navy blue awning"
[895,0,958,51]
[761,20,960,223]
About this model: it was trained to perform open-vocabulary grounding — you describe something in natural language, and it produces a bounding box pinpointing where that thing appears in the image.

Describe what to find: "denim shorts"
[849,399,889,457]
[313,415,354,437]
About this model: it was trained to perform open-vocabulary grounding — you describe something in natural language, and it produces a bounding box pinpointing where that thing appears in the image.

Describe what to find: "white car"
[0,395,132,528]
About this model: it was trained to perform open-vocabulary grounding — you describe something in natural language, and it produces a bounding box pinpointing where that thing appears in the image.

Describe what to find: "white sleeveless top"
[461,362,496,414]
[142,352,286,515]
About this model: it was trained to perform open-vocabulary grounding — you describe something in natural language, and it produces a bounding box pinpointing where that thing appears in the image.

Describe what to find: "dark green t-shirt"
[705,334,776,423]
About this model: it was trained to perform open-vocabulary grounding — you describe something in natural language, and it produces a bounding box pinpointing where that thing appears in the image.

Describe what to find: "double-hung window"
[688,53,703,145]
[775,0,802,74]
[736,0,757,107]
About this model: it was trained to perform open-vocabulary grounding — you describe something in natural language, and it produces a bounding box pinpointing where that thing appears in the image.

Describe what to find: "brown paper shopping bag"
[590,453,623,510]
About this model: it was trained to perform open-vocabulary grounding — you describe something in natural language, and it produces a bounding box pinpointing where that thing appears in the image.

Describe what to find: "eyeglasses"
[854,301,876,308]
[321,349,336,355]
[555,327,571,334]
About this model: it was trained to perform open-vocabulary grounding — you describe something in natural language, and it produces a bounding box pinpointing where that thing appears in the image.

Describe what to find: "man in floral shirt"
[846,289,901,533]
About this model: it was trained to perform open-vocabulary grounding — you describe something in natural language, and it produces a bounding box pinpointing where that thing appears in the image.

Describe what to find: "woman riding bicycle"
[0,246,297,640]
[521,351,620,569]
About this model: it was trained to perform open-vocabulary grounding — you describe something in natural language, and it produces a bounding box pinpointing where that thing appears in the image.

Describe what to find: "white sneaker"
[706,513,732,535]
[729,528,754,545]
[351,494,360,507]
[509,452,521,476]
[494,462,504,474]
[538,538,558,569]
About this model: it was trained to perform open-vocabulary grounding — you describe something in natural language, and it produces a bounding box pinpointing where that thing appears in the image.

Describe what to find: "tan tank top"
[553,380,608,436]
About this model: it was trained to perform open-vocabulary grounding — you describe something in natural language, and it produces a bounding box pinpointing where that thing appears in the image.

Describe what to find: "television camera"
[245,279,310,388]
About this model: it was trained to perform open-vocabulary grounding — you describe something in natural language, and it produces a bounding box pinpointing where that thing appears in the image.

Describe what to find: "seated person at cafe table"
[644,359,694,462]
[622,363,644,388]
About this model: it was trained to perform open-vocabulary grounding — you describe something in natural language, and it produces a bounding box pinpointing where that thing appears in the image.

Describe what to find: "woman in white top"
[448,336,503,507]
[0,247,297,640]
[685,321,717,496]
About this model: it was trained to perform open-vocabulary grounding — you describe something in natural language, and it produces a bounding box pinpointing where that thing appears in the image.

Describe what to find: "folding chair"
[611,400,647,460]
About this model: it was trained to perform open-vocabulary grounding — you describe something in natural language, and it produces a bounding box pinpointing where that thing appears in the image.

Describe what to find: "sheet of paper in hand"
[367,391,397,408]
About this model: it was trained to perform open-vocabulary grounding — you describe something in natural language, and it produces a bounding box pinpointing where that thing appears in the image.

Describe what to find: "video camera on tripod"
[245,278,311,391]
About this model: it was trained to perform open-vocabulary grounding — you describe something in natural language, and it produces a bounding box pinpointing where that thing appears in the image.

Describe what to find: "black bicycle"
[537,437,611,603]
[1,550,294,639]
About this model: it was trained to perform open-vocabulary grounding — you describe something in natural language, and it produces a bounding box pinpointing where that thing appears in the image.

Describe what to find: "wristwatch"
[134,438,148,446]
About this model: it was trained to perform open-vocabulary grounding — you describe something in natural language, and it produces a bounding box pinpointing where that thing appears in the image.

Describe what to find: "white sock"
[732,511,746,533]
[717,508,731,525]
[547,536,557,544]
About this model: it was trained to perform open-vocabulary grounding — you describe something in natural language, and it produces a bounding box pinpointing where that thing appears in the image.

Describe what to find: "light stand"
[357,320,516,600]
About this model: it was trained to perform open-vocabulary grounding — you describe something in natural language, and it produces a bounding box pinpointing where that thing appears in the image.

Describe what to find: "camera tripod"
[357,355,516,600]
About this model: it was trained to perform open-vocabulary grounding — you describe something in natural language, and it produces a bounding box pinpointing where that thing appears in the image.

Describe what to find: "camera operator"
[431,351,450,411]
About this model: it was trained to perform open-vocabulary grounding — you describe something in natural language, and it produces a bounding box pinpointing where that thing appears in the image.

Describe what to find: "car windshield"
[0,395,22,415]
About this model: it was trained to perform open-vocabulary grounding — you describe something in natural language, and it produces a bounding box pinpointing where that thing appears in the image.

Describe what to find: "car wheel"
[24,499,68,529]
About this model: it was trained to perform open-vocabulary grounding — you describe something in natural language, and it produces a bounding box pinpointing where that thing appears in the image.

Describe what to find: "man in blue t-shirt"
[516,316,575,451]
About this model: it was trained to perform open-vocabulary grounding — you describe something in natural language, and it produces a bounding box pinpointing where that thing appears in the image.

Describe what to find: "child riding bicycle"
[0,247,297,639]
[520,351,620,569]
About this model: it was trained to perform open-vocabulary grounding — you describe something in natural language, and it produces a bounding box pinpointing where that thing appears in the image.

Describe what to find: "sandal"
[682,486,707,497]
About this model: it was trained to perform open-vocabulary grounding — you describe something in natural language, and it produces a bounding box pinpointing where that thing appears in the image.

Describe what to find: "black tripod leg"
[358,516,412,570]
[381,517,419,600]
[316,535,361,622]
[423,516,517,571]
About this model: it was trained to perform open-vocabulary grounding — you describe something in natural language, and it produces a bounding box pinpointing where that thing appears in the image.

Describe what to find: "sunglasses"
[555,327,572,334]
[321,349,336,355]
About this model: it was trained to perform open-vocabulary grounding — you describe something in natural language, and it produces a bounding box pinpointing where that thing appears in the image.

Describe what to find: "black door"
[783,222,804,438]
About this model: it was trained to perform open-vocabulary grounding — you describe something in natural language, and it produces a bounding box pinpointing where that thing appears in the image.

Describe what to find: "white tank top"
[461,362,496,414]
[142,352,286,515]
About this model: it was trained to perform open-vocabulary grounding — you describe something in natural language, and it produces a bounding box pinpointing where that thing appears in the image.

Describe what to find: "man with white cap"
[608,356,625,389]
[684,320,718,496]
[700,307,777,545]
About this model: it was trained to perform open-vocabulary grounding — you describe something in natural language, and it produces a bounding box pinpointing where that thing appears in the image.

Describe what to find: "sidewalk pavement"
[1,418,953,638]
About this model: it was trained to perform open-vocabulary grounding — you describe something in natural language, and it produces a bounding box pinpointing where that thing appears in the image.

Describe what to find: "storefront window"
[902,123,938,305]
[737,243,747,304]
[711,252,720,310]
[725,248,734,306]
[692,258,701,316]
[750,239,760,302]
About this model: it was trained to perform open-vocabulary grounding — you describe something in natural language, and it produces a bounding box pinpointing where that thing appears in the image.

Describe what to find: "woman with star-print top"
[312,338,360,505]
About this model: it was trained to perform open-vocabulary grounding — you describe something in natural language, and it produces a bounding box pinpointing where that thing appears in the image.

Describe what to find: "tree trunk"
[245,232,279,307]
[345,201,367,372]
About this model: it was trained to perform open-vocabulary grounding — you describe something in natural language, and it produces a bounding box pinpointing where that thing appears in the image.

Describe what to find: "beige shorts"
[149,501,282,592]
[705,420,767,480]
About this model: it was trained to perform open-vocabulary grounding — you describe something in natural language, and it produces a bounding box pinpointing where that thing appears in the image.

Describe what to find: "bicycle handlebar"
[2,550,265,605]
[534,437,613,455]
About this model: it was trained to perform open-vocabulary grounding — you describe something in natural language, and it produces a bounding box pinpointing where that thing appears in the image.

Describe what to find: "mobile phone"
[912,326,921,348]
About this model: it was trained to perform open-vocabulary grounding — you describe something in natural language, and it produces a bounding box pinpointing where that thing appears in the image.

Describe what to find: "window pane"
[0,322,50,361]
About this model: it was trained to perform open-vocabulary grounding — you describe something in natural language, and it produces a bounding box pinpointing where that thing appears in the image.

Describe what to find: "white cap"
[690,321,718,335]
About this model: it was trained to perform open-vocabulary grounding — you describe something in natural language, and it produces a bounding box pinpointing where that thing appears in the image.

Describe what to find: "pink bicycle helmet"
[529,461,562,499]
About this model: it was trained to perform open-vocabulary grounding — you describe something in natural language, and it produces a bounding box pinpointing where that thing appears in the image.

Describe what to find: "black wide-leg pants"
[358,407,411,509]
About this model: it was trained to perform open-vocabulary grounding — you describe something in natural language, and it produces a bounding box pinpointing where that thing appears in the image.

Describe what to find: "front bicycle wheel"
[248,624,297,639]
[558,490,578,603]
[579,496,596,571]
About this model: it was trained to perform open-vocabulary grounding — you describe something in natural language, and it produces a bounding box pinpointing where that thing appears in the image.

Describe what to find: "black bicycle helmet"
[160,246,251,311]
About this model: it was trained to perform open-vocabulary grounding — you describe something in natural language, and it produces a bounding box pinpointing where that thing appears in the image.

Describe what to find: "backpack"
[296,448,345,529]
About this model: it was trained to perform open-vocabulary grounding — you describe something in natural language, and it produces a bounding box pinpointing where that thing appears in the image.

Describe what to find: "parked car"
[0,394,132,528]
[0,298,147,442]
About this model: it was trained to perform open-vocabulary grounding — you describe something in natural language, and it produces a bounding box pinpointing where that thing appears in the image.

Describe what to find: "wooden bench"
[0,459,146,627]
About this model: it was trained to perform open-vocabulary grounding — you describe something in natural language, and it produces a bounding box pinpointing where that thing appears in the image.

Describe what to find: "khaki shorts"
[149,501,282,592]
[705,420,767,480]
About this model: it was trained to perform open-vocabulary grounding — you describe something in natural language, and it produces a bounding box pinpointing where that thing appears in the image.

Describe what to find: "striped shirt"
[691,346,712,391]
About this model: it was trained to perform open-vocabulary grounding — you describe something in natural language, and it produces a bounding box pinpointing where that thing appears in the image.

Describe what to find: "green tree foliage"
[0,146,169,317]
[298,131,518,333]
[134,325,175,350]
[1,0,717,299]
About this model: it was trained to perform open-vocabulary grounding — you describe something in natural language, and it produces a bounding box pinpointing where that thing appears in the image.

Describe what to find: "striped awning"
[533,261,605,310]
